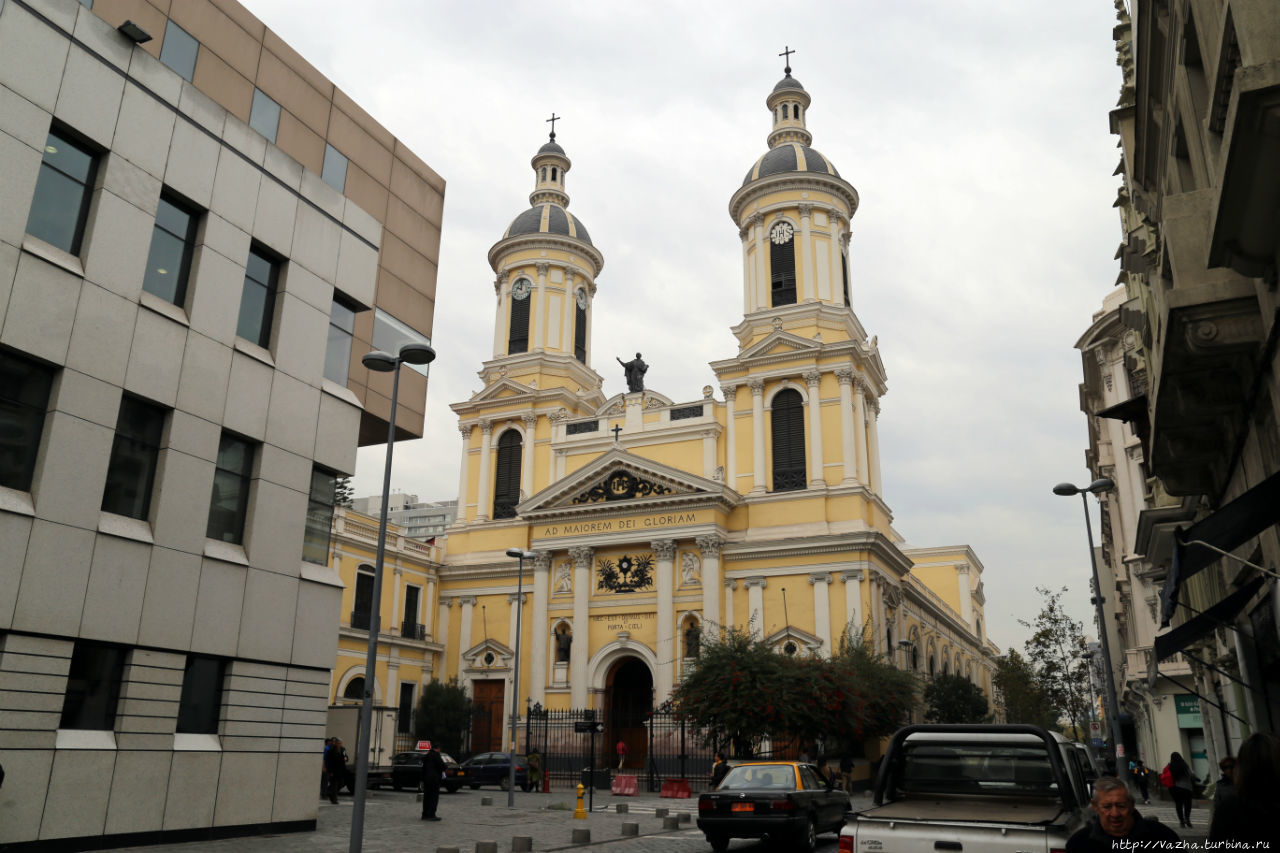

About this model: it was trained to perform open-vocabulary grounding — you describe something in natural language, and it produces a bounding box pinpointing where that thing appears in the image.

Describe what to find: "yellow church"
[329,61,998,758]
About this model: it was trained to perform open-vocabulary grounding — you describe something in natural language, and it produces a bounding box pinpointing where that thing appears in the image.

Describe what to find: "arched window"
[493,430,523,519]
[343,676,364,701]
[841,251,851,307]
[770,388,805,491]
[573,290,587,363]
[911,645,919,670]
[928,656,936,677]
[540,167,546,181]
[769,221,796,306]
[508,278,531,354]
[550,167,557,181]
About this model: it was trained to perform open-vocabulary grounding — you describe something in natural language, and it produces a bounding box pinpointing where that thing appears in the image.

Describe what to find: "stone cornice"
[729,172,859,225]
[722,530,913,575]
[489,232,604,276]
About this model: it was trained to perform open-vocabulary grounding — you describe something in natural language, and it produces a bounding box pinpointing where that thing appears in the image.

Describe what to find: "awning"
[1159,470,1280,626]
[1153,576,1265,661]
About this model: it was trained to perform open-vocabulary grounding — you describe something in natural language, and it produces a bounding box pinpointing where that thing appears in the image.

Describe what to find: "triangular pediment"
[467,377,536,403]
[764,625,824,657]
[737,329,822,360]
[517,448,739,519]
[462,638,515,671]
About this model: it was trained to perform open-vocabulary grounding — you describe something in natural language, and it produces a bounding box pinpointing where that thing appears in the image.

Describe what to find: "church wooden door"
[471,679,505,754]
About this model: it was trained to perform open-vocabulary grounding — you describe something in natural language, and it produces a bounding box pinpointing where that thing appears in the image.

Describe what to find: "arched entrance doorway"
[606,657,652,771]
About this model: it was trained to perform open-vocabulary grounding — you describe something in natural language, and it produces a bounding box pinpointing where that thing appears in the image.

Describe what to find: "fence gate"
[525,704,610,789]
[646,699,718,793]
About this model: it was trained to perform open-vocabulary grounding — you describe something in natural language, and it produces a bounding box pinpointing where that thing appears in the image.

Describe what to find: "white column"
[533,262,548,350]
[653,539,677,701]
[425,576,436,637]
[562,271,576,356]
[835,370,856,483]
[867,399,882,495]
[457,597,476,685]
[797,204,813,301]
[492,273,507,358]
[749,378,766,493]
[697,535,724,632]
[751,214,766,311]
[475,420,493,521]
[724,579,737,629]
[804,370,824,487]
[721,385,738,490]
[702,428,717,479]
[853,379,869,485]
[437,597,454,677]
[841,570,863,642]
[554,448,566,481]
[840,228,852,303]
[809,572,832,656]
[746,577,766,639]
[825,209,841,304]
[457,425,472,519]
[507,593,524,654]
[569,546,593,708]
[530,552,550,705]
[957,564,973,629]
[521,414,537,500]
[876,579,887,654]
[391,567,403,635]
[740,224,752,314]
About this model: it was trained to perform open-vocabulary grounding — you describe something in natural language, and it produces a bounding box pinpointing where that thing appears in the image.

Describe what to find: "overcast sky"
[249,0,1125,655]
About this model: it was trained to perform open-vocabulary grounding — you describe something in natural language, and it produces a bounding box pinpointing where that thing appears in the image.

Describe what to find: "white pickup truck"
[838,724,1095,853]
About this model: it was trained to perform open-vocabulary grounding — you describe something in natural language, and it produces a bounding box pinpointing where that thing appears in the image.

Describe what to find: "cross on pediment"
[611,424,622,441]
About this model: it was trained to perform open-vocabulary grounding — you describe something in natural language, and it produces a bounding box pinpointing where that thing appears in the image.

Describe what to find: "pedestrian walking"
[420,742,446,821]
[839,754,854,792]
[1161,752,1197,828]
[1208,732,1280,846]
[710,752,729,788]
[1128,758,1149,803]
[1206,754,1234,814]
[1065,776,1179,851]
[616,738,628,770]
[526,749,543,793]
[323,737,346,805]
[814,756,835,789]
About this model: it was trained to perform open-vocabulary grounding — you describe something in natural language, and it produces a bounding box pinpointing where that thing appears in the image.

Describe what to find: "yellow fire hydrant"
[573,782,587,819]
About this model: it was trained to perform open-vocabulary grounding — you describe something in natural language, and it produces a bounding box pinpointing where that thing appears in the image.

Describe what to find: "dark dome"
[773,74,806,93]
[504,203,592,246]
[537,140,566,156]
[742,142,840,186]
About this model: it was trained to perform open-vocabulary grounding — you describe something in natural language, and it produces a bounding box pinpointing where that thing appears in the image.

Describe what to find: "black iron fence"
[645,700,719,793]
[524,704,611,787]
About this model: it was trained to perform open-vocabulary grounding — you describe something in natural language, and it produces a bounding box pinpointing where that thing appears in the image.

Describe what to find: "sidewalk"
[112,786,706,853]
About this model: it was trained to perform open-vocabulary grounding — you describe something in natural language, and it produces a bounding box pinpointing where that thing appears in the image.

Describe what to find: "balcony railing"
[401,621,427,641]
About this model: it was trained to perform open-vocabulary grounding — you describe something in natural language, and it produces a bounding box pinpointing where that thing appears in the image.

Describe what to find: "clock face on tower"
[769,221,795,244]
[575,288,588,309]
[512,278,531,299]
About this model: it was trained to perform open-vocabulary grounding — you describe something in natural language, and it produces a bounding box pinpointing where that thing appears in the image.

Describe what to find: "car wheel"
[795,816,817,853]
[707,833,730,852]
[470,784,481,790]
[392,779,402,791]
[445,784,460,793]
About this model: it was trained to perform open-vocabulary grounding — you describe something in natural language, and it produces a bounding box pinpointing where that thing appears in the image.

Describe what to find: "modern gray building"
[0,0,443,847]
[349,494,457,540]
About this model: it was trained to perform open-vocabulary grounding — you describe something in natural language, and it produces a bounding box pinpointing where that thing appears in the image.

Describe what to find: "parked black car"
[390,750,461,793]
[456,752,529,790]
[696,761,849,853]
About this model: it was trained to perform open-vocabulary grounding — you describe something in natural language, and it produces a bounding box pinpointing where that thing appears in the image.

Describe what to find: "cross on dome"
[779,45,795,75]
[546,112,561,141]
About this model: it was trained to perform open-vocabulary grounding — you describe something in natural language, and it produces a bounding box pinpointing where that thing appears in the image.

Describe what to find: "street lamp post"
[505,547,535,807]
[348,342,436,853]
[1053,477,1129,786]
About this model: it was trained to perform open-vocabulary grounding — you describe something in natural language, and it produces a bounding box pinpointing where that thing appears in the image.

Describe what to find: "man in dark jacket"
[1066,776,1179,851]
[420,743,446,821]
[323,738,346,805]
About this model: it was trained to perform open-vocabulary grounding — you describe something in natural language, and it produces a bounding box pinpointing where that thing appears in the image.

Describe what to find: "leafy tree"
[1019,587,1091,740]
[923,673,989,723]
[670,627,784,757]
[335,475,354,508]
[413,678,471,757]
[829,626,917,741]
[993,649,1059,729]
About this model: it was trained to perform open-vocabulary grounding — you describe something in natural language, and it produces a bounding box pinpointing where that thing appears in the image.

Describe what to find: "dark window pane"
[352,571,374,628]
[237,249,277,347]
[101,397,166,519]
[770,234,797,307]
[244,250,274,287]
[159,20,198,82]
[508,287,530,355]
[153,195,193,237]
[492,430,522,519]
[207,434,253,543]
[26,130,97,255]
[371,308,432,377]
[771,389,806,492]
[60,643,125,730]
[176,656,226,734]
[397,683,414,733]
[324,298,356,385]
[248,89,280,143]
[142,228,189,304]
[302,467,337,565]
[574,302,587,363]
[321,144,347,192]
[330,299,356,333]
[0,350,55,492]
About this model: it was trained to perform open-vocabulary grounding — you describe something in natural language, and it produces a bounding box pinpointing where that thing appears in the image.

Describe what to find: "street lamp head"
[1086,477,1115,494]
[361,350,398,372]
[1052,482,1081,496]
[398,342,436,365]
[506,547,536,559]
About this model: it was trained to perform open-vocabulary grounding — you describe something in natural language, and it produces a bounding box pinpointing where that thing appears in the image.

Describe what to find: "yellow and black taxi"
[696,760,850,852]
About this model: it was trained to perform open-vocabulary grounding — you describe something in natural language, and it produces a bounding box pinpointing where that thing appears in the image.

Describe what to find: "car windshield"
[718,765,796,791]
[898,743,1059,797]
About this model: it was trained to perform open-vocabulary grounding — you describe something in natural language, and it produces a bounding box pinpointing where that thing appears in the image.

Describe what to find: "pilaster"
[568,545,593,708]
[653,539,677,701]
[475,420,493,521]
[749,378,766,492]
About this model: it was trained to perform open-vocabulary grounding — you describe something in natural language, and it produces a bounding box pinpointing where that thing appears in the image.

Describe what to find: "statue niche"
[554,624,572,663]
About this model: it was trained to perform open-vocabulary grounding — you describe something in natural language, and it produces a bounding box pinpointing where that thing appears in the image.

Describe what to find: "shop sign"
[1174,694,1202,728]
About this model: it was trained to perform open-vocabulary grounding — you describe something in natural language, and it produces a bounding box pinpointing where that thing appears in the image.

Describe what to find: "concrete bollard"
[654,806,669,818]
[512,837,533,852]
[435,848,460,853]
[621,822,639,837]
[615,803,629,814]
[480,796,493,806]
[475,843,498,853]
[571,827,591,844]
[662,816,680,830]
[677,811,691,824]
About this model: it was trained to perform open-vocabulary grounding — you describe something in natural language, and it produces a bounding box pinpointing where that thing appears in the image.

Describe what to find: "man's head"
[1219,756,1236,781]
[1090,776,1135,837]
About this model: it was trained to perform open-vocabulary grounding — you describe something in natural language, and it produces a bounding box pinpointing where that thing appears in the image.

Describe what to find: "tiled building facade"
[0,0,442,848]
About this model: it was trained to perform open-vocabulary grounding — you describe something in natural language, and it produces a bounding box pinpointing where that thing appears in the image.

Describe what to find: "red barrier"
[659,778,691,798]
[611,774,638,796]
[542,773,550,793]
